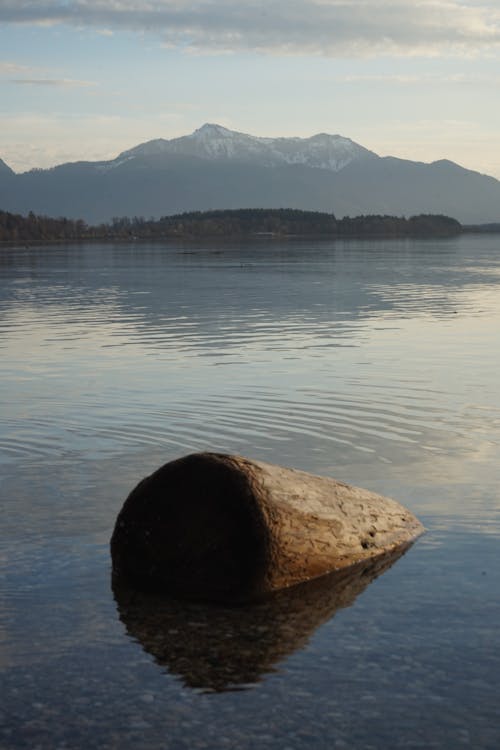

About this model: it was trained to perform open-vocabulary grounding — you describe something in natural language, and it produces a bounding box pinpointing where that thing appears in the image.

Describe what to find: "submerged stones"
[110,452,424,602]
[113,547,412,692]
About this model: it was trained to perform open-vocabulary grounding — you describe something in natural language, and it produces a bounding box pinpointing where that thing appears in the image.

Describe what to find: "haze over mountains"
[1,123,499,224]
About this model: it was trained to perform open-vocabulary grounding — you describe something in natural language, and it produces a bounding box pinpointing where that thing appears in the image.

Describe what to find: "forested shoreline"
[0,207,466,243]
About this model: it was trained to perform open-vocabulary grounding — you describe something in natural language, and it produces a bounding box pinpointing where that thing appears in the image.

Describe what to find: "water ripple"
[1,239,500,476]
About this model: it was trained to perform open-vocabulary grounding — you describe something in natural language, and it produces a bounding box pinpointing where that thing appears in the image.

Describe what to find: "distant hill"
[0,207,463,243]
[0,124,499,224]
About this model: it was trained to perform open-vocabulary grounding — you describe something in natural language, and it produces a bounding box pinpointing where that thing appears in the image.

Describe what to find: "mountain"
[1,124,499,224]
[0,158,14,177]
[119,123,377,171]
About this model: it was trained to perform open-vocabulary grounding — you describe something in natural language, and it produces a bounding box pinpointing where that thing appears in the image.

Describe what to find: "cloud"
[0,61,35,74]
[335,72,500,84]
[0,60,95,88]
[0,110,189,172]
[8,78,96,87]
[0,1,499,58]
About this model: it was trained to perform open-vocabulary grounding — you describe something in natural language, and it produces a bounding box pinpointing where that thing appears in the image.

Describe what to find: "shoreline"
[2,207,498,247]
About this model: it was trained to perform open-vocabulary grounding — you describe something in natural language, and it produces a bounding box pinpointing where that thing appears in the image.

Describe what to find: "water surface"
[1,236,499,748]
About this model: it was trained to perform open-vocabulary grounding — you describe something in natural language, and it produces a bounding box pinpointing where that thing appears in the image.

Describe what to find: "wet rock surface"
[111,452,424,601]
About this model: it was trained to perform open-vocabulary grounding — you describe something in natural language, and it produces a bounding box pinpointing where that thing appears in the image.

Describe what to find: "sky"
[1,0,500,178]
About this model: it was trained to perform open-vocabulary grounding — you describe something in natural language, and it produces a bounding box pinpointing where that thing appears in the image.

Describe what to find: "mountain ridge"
[0,124,499,224]
[0,158,15,176]
[117,123,378,172]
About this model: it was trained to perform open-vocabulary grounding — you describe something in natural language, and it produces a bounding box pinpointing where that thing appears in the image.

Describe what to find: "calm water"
[1,236,499,749]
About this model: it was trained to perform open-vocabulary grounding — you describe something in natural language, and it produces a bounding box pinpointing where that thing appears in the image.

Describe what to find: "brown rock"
[110,452,424,601]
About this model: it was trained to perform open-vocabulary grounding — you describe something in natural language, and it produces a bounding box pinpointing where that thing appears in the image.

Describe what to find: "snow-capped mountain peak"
[118,124,377,172]
[120,138,171,159]
[191,123,234,139]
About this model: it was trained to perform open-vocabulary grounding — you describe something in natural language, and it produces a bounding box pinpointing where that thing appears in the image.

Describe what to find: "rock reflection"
[113,545,411,692]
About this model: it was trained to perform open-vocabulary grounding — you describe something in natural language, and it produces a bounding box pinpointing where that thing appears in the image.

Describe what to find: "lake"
[1,235,499,749]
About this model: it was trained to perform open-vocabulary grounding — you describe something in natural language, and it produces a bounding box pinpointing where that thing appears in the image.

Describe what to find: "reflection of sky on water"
[1,238,499,497]
[1,236,500,748]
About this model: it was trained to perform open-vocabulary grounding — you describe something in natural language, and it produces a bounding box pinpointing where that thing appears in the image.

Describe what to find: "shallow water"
[1,235,499,748]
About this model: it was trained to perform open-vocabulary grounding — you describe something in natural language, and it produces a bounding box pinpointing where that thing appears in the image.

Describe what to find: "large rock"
[110,452,424,601]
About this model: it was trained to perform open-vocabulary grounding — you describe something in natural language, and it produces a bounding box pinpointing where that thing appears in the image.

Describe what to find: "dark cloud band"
[1,1,499,57]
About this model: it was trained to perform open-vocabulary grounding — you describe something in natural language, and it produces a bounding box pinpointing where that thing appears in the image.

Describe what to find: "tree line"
[0,207,463,243]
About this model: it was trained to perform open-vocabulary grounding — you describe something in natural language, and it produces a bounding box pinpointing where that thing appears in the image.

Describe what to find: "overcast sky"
[1,0,500,177]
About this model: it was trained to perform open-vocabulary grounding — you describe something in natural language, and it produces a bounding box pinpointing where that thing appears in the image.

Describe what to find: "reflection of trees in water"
[113,545,411,693]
